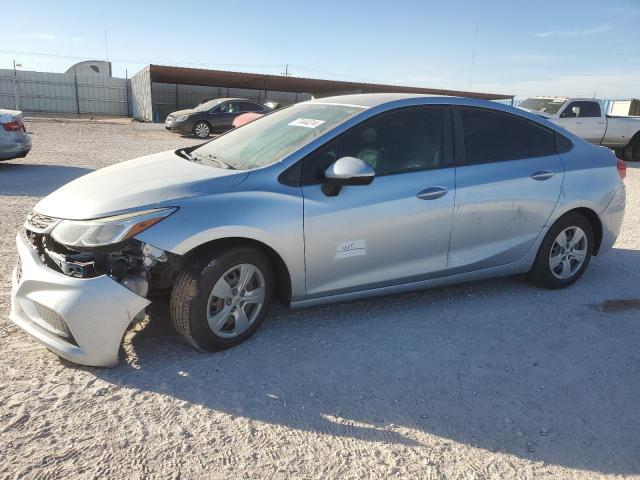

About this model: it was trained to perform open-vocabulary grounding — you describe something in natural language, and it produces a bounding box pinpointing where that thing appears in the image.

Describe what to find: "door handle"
[531,170,554,181]
[417,186,448,200]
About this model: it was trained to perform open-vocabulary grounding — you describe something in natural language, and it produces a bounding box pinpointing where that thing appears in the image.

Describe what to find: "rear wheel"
[527,213,593,289]
[623,136,640,162]
[170,247,273,351]
[193,121,211,139]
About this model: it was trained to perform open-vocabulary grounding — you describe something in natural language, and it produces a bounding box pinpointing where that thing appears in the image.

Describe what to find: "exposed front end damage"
[10,212,181,367]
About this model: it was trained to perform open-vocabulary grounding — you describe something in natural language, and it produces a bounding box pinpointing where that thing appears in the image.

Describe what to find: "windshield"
[190,102,365,170]
[194,99,224,112]
[519,98,566,115]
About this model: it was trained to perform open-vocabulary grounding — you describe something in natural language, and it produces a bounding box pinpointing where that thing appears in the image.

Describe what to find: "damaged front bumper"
[10,231,151,367]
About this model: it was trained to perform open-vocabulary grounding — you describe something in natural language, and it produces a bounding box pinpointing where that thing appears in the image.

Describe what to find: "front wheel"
[527,213,593,289]
[170,247,274,351]
[193,121,211,139]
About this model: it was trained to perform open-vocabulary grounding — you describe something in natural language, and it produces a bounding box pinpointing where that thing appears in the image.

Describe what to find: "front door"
[447,107,564,273]
[302,106,455,298]
[556,101,605,143]
[211,101,241,129]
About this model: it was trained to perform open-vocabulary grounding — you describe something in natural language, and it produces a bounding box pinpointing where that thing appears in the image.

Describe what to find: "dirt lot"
[1,121,639,480]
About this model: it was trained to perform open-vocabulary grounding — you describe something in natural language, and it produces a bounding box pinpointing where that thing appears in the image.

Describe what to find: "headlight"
[51,208,176,248]
[175,115,189,122]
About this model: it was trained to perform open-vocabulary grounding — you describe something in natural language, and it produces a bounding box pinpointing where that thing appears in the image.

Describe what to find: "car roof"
[305,92,511,111]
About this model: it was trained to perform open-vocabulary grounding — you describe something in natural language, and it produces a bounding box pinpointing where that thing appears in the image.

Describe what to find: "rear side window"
[459,108,527,163]
[556,133,573,153]
[241,102,264,112]
[526,122,556,157]
[458,108,559,163]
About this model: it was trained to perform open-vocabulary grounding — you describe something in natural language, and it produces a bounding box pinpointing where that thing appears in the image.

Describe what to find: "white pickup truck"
[519,97,640,161]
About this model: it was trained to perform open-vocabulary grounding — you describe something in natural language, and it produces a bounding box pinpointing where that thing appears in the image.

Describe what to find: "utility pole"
[104,30,109,60]
[281,64,292,77]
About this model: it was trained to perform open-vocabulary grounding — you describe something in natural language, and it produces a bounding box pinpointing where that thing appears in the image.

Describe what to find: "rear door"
[302,106,455,298]
[447,107,564,274]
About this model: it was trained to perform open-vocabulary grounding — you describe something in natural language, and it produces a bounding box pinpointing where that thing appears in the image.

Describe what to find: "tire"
[170,246,274,351]
[527,213,594,289]
[193,121,211,139]
[623,136,640,162]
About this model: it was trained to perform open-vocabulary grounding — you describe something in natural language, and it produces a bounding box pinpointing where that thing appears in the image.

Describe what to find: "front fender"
[134,189,306,300]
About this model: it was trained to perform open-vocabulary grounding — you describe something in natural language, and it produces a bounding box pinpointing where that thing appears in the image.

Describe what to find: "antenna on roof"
[469,19,479,88]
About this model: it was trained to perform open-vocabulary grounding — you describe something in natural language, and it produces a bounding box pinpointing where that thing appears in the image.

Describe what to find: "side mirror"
[571,106,581,117]
[322,156,375,197]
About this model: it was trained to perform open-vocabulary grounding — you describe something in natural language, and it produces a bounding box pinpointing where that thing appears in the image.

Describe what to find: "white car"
[0,109,32,160]
[519,97,640,162]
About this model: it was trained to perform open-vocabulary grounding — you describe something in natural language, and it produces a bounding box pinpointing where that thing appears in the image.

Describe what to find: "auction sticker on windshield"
[288,118,326,128]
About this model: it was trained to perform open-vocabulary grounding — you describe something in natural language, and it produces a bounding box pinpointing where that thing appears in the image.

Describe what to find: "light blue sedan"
[12,94,626,366]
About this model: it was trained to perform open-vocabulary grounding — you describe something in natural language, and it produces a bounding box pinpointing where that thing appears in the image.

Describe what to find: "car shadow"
[91,247,640,475]
[0,163,93,196]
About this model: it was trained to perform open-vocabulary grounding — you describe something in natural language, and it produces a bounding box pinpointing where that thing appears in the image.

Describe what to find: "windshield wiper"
[176,147,197,162]
[192,152,236,170]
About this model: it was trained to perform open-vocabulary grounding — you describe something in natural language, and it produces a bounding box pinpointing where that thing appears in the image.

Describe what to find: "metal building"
[131,64,514,122]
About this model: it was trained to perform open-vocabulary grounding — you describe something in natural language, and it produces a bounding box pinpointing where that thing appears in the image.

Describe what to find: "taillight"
[2,120,22,132]
[617,158,627,180]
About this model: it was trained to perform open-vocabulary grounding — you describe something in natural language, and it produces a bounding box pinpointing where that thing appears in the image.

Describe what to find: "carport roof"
[148,65,513,101]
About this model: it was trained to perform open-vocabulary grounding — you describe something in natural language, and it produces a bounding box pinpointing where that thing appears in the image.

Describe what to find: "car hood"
[518,107,553,119]
[34,150,249,220]
[168,109,196,117]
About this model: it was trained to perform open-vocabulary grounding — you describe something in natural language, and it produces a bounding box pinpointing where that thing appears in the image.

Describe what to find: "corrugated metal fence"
[0,69,131,116]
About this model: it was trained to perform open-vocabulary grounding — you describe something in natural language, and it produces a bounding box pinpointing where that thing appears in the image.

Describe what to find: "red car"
[232,112,265,128]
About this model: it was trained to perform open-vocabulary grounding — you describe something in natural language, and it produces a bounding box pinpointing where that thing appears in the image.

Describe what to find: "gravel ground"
[0,121,639,480]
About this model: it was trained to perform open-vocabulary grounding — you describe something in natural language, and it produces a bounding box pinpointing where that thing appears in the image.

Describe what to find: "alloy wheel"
[206,263,266,338]
[194,122,210,138]
[548,226,588,280]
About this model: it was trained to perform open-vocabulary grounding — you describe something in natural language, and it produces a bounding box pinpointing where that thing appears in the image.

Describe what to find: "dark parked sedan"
[165,98,269,138]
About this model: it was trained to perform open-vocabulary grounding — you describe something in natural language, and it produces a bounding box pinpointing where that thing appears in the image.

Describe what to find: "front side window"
[339,107,446,175]
[561,101,601,118]
[302,107,447,183]
[191,103,364,170]
[218,102,240,114]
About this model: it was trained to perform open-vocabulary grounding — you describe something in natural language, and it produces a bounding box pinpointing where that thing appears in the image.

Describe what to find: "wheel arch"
[623,130,640,162]
[555,207,603,255]
[183,237,293,306]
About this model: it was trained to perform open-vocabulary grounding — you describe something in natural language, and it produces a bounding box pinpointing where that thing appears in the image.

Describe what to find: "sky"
[2,0,639,100]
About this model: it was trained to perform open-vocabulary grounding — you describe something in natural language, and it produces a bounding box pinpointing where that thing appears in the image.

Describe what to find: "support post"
[74,71,80,115]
